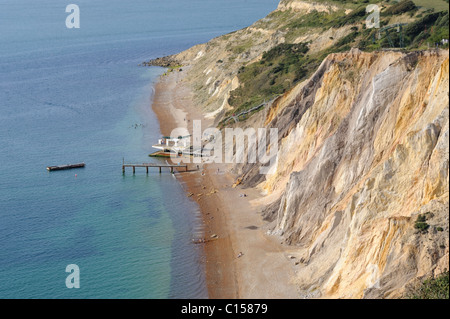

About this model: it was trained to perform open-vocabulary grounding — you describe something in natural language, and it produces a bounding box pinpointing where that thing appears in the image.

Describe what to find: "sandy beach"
[151,68,300,299]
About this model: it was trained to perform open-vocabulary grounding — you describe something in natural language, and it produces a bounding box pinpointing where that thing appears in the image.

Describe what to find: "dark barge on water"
[47,163,85,171]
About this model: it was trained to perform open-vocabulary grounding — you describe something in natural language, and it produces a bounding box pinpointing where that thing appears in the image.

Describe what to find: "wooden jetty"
[47,163,85,171]
[122,163,188,174]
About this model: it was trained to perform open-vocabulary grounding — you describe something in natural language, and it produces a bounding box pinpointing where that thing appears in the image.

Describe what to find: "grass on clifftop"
[291,0,448,12]
[412,0,449,12]
[226,1,449,120]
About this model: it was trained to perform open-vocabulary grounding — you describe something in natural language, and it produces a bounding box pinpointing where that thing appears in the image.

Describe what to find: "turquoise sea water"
[0,0,278,298]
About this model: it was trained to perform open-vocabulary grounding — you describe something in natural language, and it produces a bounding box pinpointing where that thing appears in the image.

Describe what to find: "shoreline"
[150,68,300,299]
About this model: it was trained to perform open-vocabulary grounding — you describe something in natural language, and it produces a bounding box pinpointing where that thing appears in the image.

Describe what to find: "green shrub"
[228,43,314,116]
[335,31,359,47]
[407,272,449,299]
[333,6,367,28]
[415,222,430,231]
[416,214,427,223]
[404,11,449,48]
[414,214,430,231]
[384,0,417,16]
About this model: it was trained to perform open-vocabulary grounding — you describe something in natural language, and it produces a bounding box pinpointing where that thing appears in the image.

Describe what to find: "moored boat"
[47,163,85,171]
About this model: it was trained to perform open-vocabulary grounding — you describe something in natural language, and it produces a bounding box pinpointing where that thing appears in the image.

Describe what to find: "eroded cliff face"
[261,49,449,298]
[154,1,449,299]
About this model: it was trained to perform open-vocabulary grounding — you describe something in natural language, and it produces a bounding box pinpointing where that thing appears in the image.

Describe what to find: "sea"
[0,0,278,298]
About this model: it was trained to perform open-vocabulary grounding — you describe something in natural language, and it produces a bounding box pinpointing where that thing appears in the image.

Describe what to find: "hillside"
[146,0,449,298]
[147,0,448,124]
